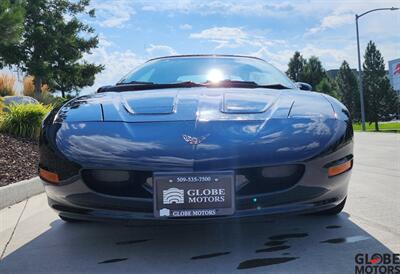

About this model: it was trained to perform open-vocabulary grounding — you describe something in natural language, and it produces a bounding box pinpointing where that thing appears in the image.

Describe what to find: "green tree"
[286,51,306,82]
[51,62,102,97]
[316,77,339,99]
[300,56,327,89]
[0,0,24,67]
[336,60,360,120]
[0,0,103,97]
[363,41,399,131]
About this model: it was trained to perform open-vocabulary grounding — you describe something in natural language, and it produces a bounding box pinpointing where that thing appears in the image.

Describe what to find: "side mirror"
[295,82,312,91]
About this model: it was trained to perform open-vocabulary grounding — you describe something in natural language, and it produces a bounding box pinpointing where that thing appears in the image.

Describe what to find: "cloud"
[179,23,192,30]
[249,42,359,71]
[250,47,294,71]
[300,44,356,68]
[83,36,145,93]
[71,0,400,96]
[138,1,295,17]
[190,27,282,49]
[82,41,177,94]
[304,0,399,35]
[93,0,135,28]
[145,44,177,56]
[190,27,249,49]
[307,12,353,35]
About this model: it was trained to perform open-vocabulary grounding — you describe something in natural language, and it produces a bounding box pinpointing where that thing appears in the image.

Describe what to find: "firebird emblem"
[182,134,209,145]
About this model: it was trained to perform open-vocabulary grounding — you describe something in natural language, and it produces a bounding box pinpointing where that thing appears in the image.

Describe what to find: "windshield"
[119,56,295,88]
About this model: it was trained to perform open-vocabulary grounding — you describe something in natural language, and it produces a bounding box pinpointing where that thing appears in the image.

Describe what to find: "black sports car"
[39,55,353,222]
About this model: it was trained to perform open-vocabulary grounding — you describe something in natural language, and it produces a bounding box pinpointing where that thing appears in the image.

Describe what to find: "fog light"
[328,160,353,177]
[91,170,130,183]
[262,165,298,178]
[39,168,59,184]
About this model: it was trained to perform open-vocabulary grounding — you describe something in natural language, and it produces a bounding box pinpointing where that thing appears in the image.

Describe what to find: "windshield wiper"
[99,80,292,93]
[258,83,293,89]
[99,81,205,92]
[203,79,259,86]
[169,81,205,87]
[203,80,292,89]
[116,81,155,85]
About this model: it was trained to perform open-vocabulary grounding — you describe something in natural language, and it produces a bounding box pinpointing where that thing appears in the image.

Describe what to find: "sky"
[3,0,400,95]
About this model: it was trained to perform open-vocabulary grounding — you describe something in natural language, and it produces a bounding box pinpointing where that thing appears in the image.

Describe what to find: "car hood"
[53,88,351,168]
[62,87,335,123]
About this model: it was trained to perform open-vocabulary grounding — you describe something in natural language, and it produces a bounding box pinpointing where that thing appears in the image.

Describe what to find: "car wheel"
[316,198,346,215]
[59,215,82,223]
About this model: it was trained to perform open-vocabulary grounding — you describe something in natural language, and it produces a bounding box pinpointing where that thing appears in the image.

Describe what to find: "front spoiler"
[50,197,346,223]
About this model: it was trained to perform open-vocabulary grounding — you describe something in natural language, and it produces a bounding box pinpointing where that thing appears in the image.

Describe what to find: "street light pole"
[355,7,399,131]
[355,15,366,131]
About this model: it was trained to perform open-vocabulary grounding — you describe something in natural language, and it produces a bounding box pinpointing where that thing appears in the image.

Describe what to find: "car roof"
[146,54,265,63]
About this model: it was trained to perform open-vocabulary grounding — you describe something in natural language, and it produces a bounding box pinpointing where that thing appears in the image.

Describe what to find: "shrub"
[37,93,68,107]
[22,76,34,96]
[0,74,16,96]
[0,97,4,113]
[0,103,52,139]
[23,76,49,97]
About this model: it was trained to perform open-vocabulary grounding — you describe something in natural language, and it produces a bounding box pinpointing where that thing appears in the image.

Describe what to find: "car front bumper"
[43,144,352,222]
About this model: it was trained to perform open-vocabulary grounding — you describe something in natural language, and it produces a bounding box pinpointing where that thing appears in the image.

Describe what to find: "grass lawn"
[353,122,400,132]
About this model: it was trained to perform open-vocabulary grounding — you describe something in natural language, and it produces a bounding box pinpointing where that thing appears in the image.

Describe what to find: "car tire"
[316,198,346,215]
[59,215,82,223]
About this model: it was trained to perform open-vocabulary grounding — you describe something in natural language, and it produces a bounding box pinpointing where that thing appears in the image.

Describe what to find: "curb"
[0,177,44,210]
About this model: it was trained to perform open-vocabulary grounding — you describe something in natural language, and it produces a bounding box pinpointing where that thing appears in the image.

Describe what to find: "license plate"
[153,171,235,218]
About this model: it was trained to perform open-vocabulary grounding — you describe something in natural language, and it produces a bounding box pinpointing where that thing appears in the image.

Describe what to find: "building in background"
[389,58,400,95]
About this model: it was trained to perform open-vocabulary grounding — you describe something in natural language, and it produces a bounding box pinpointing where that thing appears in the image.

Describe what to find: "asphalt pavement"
[0,132,399,273]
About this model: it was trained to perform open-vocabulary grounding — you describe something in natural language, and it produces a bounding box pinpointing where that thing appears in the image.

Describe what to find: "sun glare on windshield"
[206,68,224,83]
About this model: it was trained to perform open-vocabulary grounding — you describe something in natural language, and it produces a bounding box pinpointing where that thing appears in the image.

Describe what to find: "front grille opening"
[81,169,152,198]
[237,164,305,196]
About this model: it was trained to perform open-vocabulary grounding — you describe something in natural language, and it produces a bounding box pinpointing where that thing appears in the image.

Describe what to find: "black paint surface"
[116,239,151,245]
[321,238,346,244]
[320,235,369,244]
[256,245,291,253]
[191,252,231,260]
[237,257,298,269]
[98,258,128,264]
[326,225,341,229]
[269,233,308,240]
[264,240,286,246]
